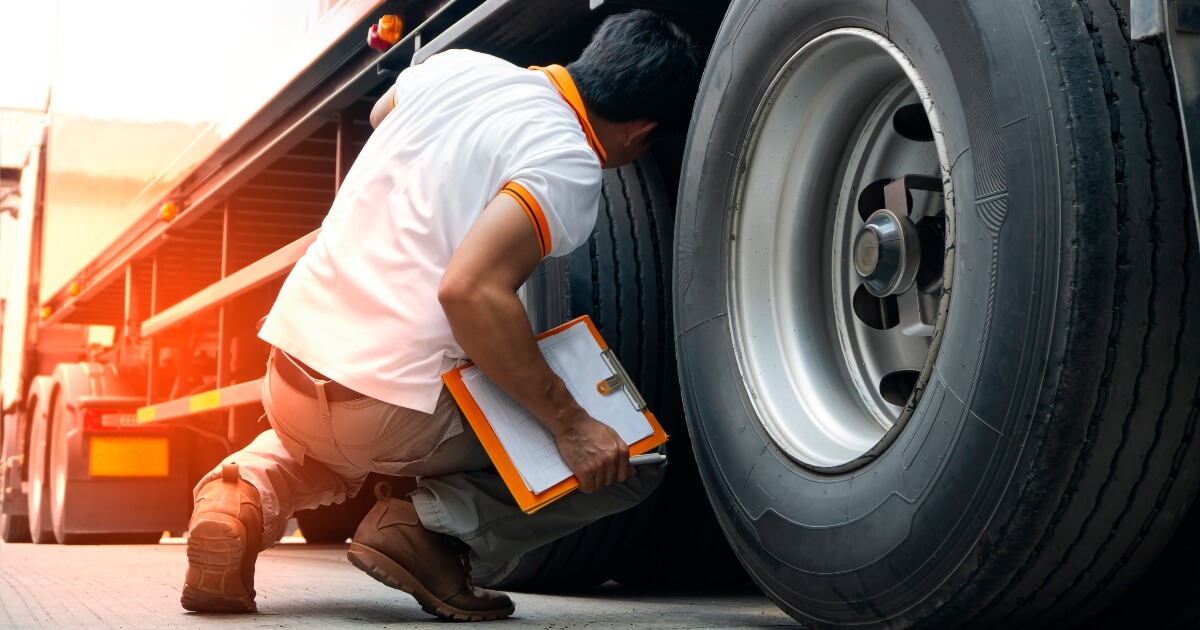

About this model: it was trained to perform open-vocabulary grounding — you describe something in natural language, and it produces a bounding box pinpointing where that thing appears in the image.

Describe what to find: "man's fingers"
[562,420,635,493]
[579,465,599,493]
[617,461,633,484]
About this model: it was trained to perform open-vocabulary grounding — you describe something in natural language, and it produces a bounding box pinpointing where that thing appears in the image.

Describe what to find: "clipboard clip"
[596,349,648,411]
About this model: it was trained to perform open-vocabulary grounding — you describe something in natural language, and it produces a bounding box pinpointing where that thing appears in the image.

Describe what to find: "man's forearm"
[442,285,585,436]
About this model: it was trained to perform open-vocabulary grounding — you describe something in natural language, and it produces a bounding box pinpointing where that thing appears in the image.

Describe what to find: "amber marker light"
[41,306,52,320]
[69,282,82,297]
[368,15,403,51]
[379,15,402,44]
[159,201,178,222]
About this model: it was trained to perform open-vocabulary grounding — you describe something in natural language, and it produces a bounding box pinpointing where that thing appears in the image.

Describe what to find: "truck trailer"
[2,0,1199,627]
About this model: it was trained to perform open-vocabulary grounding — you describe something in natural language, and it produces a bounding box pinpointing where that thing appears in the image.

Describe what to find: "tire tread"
[474,161,689,592]
[937,1,1200,626]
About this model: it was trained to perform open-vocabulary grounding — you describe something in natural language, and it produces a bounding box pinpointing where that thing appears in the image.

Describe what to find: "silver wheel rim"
[728,28,955,470]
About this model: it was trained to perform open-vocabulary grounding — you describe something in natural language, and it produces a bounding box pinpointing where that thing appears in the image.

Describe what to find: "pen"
[630,453,667,466]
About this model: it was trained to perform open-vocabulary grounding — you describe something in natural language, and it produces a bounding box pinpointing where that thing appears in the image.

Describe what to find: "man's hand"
[553,414,636,493]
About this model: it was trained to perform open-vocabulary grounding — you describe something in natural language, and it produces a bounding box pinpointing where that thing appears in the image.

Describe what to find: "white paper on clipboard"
[456,320,652,493]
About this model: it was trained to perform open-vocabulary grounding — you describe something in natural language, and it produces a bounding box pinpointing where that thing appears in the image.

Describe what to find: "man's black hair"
[566,10,701,136]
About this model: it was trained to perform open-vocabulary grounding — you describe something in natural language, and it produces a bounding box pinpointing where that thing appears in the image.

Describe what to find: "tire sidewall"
[677,0,1070,624]
[26,389,53,543]
[49,393,68,544]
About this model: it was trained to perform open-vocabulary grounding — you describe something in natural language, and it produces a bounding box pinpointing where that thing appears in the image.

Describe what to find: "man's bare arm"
[370,85,397,128]
[439,194,633,493]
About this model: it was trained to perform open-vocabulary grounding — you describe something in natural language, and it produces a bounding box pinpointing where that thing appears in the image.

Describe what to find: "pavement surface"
[0,539,796,629]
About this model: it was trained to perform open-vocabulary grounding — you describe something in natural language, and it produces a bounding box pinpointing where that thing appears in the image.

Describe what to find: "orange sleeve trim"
[500,182,551,258]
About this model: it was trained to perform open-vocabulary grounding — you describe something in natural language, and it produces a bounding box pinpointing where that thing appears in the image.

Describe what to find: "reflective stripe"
[136,379,263,424]
[189,390,222,413]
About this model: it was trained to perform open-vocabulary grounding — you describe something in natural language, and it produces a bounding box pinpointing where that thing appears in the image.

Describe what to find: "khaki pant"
[194,349,665,562]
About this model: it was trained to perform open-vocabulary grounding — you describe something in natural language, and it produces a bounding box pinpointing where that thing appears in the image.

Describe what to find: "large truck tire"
[295,484,376,545]
[35,363,188,544]
[675,0,1199,627]
[0,409,32,543]
[295,474,412,544]
[0,514,30,543]
[471,158,739,590]
[26,377,57,544]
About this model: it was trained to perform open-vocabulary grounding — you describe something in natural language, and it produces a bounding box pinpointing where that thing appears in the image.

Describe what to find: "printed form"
[458,321,653,493]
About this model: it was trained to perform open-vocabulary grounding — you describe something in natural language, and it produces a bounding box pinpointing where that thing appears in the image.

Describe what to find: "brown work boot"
[181,463,263,613]
[347,481,514,621]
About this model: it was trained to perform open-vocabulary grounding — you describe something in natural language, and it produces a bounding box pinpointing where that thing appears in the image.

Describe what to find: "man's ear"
[622,120,659,147]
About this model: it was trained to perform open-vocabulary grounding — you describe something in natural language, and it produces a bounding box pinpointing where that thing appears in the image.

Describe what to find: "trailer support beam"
[146,253,160,403]
[139,230,319,339]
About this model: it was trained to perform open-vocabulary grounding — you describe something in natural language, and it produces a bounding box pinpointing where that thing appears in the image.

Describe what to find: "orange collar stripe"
[532,65,608,164]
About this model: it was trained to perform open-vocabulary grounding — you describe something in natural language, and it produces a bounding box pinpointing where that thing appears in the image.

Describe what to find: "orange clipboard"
[442,315,668,514]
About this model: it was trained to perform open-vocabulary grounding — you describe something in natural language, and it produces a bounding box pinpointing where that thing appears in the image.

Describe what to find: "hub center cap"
[855,209,921,296]
[854,229,880,276]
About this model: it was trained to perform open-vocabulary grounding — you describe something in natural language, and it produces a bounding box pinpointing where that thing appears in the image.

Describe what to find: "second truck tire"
[675,0,1200,627]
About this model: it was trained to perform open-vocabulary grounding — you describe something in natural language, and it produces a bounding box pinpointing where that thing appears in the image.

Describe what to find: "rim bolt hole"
[880,370,920,406]
[853,284,900,330]
[915,213,947,289]
[857,179,891,221]
[893,103,934,142]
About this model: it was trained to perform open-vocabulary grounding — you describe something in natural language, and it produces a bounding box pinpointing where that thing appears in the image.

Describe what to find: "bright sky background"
[0,0,330,125]
[0,0,366,300]
[0,2,55,111]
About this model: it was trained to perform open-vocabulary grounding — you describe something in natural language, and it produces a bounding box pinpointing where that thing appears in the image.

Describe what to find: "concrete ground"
[0,539,796,629]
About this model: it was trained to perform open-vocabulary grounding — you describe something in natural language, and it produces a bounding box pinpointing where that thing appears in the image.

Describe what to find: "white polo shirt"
[259,49,605,413]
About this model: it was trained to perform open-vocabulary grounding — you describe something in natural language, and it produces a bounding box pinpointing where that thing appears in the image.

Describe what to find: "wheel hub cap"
[856,209,921,297]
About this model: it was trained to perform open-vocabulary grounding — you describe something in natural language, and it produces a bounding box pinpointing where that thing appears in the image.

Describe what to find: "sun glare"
[2,1,322,125]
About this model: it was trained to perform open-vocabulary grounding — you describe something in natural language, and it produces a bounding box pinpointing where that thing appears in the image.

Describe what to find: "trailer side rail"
[136,380,264,425]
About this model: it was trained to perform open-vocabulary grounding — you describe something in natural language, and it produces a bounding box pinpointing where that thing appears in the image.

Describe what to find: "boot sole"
[347,541,514,622]
[181,514,256,613]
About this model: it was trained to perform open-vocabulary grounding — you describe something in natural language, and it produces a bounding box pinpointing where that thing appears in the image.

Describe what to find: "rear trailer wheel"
[469,158,743,591]
[675,1,1200,627]
[1,410,31,543]
[0,514,31,543]
[44,388,160,545]
[45,363,187,544]
[26,382,56,544]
